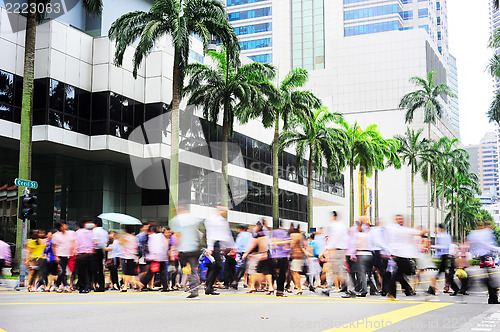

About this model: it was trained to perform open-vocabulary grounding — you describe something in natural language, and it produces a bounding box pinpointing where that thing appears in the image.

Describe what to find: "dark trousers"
[437,255,459,293]
[479,256,499,303]
[140,261,168,290]
[234,253,247,283]
[56,257,69,287]
[346,256,360,292]
[179,251,201,295]
[76,253,92,291]
[206,241,223,293]
[92,250,105,291]
[169,260,180,287]
[388,257,414,298]
[223,255,236,286]
[274,258,289,292]
[109,258,120,286]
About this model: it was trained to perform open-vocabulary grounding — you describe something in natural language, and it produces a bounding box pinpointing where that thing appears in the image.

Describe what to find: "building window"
[438,31,441,40]
[0,69,22,124]
[234,22,272,36]
[344,4,400,21]
[436,2,440,10]
[345,21,401,36]
[437,16,441,25]
[228,7,272,21]
[239,38,272,50]
[227,0,267,6]
[402,0,412,3]
[402,10,413,20]
[419,24,429,32]
[248,54,273,63]
[418,8,428,18]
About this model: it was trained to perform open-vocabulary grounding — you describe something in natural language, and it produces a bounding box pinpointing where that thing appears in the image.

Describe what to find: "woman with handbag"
[140,224,169,291]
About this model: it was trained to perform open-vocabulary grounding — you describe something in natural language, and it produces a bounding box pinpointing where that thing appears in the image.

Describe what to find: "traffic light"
[18,194,37,220]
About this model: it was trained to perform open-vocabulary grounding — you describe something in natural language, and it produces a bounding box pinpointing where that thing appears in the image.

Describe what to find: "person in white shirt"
[204,206,235,295]
[52,222,75,292]
[140,223,169,292]
[320,211,354,297]
[370,220,391,296]
[385,214,426,300]
[430,223,459,296]
[468,223,500,304]
[352,217,373,297]
[92,218,108,292]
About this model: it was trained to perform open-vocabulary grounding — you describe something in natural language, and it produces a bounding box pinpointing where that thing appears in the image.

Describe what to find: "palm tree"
[240,68,321,228]
[14,0,103,269]
[338,121,380,225]
[372,136,401,223]
[109,0,238,220]
[444,172,480,240]
[183,49,275,208]
[488,92,500,125]
[278,107,346,228]
[400,70,456,230]
[395,128,431,227]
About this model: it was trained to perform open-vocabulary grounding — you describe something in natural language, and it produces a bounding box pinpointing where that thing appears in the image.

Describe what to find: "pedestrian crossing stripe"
[322,302,453,331]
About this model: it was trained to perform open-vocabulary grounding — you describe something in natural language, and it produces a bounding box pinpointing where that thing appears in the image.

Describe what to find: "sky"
[448,0,496,145]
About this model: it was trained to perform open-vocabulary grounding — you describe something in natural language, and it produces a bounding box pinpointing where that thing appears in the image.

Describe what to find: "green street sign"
[15,178,38,189]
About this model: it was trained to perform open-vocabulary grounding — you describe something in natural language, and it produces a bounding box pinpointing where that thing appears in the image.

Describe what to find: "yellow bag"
[182,263,191,275]
[455,268,467,279]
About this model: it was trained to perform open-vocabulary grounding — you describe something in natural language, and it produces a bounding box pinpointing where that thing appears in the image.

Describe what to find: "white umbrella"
[98,213,142,225]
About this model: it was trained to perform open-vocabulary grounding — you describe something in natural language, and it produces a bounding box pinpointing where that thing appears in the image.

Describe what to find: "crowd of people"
[1,206,500,303]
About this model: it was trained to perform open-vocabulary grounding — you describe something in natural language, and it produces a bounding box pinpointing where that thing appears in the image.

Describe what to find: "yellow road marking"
[0,300,413,305]
[322,302,453,331]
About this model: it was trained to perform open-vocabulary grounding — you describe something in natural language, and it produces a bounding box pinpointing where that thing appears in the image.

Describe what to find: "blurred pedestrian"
[204,206,235,295]
[119,225,142,292]
[467,222,500,304]
[75,219,95,293]
[92,218,108,292]
[52,221,75,293]
[0,235,11,286]
[170,203,202,299]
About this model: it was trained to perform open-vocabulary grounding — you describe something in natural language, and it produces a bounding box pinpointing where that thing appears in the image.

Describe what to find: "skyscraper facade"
[478,132,499,195]
[247,0,458,226]
[449,54,460,134]
[226,0,273,63]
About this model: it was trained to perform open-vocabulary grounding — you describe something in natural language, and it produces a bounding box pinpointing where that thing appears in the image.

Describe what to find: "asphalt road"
[1,267,500,332]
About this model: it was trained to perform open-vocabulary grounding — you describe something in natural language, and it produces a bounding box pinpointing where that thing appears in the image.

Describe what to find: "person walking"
[232,225,253,290]
[106,231,122,290]
[429,223,459,296]
[92,219,108,292]
[271,220,291,297]
[467,222,500,304]
[170,203,202,299]
[52,222,76,293]
[140,224,169,292]
[0,235,11,286]
[321,211,355,297]
[204,206,235,295]
[75,219,95,293]
[119,225,142,292]
[385,214,426,300]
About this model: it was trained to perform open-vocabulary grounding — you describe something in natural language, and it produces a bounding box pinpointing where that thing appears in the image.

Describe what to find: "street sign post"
[15,178,38,189]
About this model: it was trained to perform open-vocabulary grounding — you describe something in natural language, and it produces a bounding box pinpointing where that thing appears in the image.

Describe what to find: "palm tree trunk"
[450,192,454,237]
[427,122,431,233]
[221,53,230,209]
[16,0,36,269]
[350,162,354,226]
[360,166,365,216]
[433,175,438,237]
[221,118,229,209]
[375,169,379,223]
[455,196,459,240]
[272,113,280,229]
[168,52,181,221]
[441,178,445,225]
[411,167,415,228]
[307,147,314,230]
